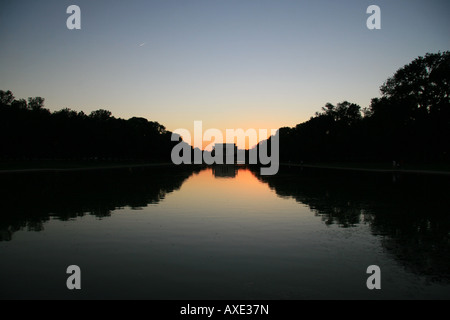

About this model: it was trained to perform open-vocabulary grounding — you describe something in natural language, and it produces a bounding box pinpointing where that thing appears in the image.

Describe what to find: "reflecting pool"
[0,165,449,299]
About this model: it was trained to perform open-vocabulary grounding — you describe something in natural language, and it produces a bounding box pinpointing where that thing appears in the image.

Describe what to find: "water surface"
[0,165,449,299]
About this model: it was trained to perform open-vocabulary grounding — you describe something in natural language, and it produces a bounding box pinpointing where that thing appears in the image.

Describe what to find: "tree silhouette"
[1,51,449,165]
[89,109,112,121]
[368,51,450,162]
[27,97,45,111]
[380,52,449,116]
[0,90,14,105]
[255,51,450,164]
[0,91,182,162]
[11,99,27,109]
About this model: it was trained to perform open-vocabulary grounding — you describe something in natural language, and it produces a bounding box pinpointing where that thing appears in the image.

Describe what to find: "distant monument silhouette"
[212,143,237,164]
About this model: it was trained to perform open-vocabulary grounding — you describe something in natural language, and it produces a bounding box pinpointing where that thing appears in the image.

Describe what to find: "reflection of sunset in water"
[175,167,279,209]
[1,166,449,299]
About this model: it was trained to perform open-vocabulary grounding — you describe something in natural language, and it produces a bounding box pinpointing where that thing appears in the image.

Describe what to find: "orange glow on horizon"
[175,127,276,151]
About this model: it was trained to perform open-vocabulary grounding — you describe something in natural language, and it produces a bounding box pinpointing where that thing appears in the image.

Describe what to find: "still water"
[0,165,449,299]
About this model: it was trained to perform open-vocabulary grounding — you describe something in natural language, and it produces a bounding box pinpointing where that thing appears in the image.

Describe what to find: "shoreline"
[0,161,449,176]
[0,162,179,174]
[280,163,450,176]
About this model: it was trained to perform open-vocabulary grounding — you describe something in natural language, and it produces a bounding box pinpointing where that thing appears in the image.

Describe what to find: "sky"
[0,0,449,148]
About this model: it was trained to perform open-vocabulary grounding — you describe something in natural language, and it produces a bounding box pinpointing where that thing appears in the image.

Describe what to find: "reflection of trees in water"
[252,166,450,282]
[252,167,376,227]
[0,166,201,241]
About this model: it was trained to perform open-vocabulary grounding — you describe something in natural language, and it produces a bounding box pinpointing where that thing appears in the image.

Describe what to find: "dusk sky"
[1,0,449,146]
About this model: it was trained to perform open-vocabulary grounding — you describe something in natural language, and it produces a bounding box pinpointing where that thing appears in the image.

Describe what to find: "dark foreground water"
[0,165,449,300]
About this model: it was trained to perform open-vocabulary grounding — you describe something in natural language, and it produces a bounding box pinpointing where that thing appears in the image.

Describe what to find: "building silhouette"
[212,143,237,164]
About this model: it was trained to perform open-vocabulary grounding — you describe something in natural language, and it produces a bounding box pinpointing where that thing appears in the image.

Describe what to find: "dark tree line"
[0,93,181,162]
[1,51,449,164]
[263,51,450,164]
